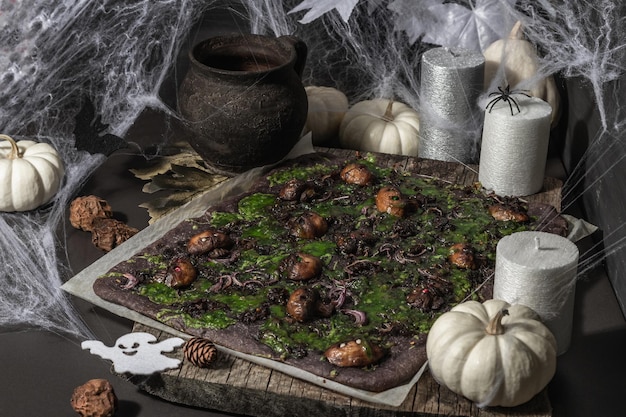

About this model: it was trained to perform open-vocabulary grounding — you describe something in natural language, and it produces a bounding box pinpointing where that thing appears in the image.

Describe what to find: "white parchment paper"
[62,136,425,406]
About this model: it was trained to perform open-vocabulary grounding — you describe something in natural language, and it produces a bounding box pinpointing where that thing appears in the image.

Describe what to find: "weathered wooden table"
[125,148,561,417]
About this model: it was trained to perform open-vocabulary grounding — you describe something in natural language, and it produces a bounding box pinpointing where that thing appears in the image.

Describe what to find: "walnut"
[70,378,118,417]
[91,218,138,252]
[70,195,113,231]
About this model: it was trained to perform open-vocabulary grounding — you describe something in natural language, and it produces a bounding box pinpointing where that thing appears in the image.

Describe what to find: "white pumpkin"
[483,21,560,126]
[339,99,420,156]
[304,86,349,146]
[426,299,557,408]
[0,134,65,212]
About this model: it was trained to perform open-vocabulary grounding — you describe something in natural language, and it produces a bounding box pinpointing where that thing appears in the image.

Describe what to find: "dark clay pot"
[178,34,308,174]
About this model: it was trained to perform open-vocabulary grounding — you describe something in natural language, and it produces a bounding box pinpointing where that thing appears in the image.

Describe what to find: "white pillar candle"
[493,231,579,355]
[419,47,484,164]
[479,95,551,196]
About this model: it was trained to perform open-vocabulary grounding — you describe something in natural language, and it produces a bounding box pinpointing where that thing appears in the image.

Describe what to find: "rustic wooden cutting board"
[128,323,551,417]
[124,148,560,417]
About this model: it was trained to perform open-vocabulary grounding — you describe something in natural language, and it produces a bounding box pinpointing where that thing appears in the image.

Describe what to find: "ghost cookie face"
[81,332,185,375]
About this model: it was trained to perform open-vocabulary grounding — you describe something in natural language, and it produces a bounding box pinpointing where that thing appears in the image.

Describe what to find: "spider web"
[0,0,625,339]
[0,0,214,338]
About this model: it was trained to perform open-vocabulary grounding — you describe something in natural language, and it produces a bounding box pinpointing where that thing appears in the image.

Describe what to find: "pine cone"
[184,337,218,368]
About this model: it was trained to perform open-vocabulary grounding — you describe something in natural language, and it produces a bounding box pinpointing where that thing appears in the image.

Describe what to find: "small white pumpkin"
[0,134,65,212]
[339,99,420,156]
[426,299,557,407]
[483,21,560,126]
[304,86,349,146]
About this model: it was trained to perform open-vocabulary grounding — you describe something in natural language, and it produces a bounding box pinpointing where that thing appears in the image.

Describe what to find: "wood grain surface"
[128,324,551,417]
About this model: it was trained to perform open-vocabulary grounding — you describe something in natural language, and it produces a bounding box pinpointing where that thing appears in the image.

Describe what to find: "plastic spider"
[485,85,531,115]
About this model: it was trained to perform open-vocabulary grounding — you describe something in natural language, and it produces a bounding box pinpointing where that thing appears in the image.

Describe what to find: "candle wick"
[534,236,541,250]
[444,47,460,58]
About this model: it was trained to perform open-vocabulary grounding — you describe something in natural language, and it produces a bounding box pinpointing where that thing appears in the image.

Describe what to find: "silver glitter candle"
[494,231,579,355]
[479,96,552,196]
[419,47,484,163]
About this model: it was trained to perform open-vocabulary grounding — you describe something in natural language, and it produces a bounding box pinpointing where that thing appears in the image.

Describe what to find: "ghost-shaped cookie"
[82,332,185,374]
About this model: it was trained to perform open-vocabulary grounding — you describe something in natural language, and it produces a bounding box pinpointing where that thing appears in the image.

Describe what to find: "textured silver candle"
[493,231,579,355]
[419,47,484,163]
[479,96,552,196]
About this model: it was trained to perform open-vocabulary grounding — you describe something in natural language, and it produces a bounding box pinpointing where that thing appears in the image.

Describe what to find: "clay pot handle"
[280,35,307,78]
